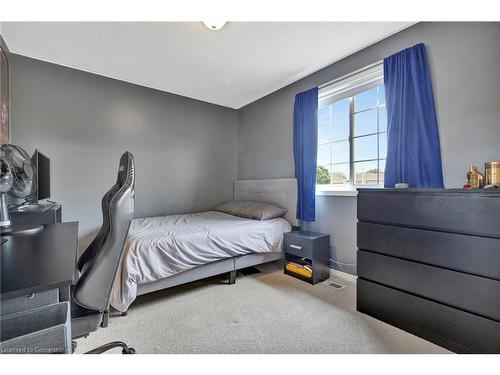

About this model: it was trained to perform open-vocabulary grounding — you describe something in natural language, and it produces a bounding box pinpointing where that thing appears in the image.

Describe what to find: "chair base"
[72,339,135,354]
[81,340,135,354]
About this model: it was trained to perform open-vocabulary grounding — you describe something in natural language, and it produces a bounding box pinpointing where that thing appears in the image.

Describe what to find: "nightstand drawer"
[283,237,313,258]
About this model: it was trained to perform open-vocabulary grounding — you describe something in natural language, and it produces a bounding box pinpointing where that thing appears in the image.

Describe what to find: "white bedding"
[110,211,291,311]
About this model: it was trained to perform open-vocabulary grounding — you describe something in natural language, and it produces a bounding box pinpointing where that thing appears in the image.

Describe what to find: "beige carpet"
[76,263,450,354]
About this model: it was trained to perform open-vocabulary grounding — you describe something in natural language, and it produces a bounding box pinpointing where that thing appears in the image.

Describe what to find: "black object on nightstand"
[283,230,330,285]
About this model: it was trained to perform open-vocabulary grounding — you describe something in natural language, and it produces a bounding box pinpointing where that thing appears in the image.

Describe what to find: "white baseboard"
[330,269,357,283]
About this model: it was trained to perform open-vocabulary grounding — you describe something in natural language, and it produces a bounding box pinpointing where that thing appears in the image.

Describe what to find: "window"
[317,64,387,190]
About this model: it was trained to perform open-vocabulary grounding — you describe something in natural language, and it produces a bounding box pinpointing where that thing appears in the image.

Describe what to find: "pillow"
[214,200,287,221]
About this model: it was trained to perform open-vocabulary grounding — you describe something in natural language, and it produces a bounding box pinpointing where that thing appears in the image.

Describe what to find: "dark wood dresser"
[356,188,500,353]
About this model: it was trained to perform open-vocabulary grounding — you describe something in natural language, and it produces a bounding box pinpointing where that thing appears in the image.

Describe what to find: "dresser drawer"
[358,250,500,321]
[357,279,500,353]
[357,190,500,238]
[357,222,500,280]
[283,236,313,259]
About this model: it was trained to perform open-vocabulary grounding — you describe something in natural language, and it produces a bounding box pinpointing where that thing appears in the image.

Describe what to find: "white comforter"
[111,211,291,311]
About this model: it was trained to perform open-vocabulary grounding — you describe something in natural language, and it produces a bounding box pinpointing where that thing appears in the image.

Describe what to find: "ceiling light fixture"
[202,21,226,31]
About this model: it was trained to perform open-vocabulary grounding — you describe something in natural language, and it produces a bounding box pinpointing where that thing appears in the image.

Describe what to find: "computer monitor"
[31,150,50,201]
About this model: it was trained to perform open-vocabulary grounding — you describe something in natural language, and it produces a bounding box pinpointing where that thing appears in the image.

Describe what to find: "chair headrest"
[116,151,135,188]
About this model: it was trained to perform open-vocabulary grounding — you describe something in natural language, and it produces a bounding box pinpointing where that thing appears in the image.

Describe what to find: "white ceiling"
[1,22,412,109]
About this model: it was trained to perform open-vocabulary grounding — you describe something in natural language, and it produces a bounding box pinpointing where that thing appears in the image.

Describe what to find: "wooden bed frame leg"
[228,270,237,285]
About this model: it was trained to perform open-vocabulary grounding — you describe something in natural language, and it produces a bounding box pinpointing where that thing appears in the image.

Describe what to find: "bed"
[110,178,298,312]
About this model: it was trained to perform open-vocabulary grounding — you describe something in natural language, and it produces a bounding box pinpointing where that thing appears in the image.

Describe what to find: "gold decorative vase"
[485,162,500,187]
[467,165,483,189]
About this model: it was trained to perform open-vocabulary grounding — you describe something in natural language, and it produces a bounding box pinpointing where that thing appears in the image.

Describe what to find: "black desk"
[0,222,78,354]
[1,222,78,300]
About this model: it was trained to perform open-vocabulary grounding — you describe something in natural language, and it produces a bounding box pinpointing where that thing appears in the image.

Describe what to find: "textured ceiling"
[2,22,412,108]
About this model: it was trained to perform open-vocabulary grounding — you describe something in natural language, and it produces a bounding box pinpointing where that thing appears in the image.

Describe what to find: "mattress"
[110,211,291,311]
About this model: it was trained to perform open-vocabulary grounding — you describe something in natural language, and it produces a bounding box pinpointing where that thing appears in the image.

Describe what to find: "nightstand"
[283,230,330,284]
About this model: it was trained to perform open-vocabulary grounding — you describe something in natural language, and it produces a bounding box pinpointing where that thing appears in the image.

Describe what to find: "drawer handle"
[290,244,302,250]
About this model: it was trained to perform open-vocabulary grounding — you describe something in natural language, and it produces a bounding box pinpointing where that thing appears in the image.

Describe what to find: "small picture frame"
[1,44,10,145]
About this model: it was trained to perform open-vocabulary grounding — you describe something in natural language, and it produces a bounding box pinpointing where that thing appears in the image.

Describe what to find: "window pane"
[332,98,349,119]
[331,163,349,185]
[378,85,386,105]
[332,117,349,141]
[379,105,387,132]
[354,134,377,161]
[354,87,377,112]
[318,106,330,123]
[316,165,332,185]
[333,141,349,164]
[354,109,377,136]
[379,132,387,159]
[318,121,331,144]
[317,144,331,166]
[379,159,386,184]
[354,160,378,185]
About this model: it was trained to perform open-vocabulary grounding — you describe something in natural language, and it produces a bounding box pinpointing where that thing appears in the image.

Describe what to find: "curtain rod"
[318,59,383,90]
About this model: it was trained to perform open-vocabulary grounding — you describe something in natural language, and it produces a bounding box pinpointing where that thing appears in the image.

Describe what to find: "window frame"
[317,63,386,192]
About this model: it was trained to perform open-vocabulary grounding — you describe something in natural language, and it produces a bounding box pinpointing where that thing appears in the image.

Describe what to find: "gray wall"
[238,22,500,275]
[10,55,239,249]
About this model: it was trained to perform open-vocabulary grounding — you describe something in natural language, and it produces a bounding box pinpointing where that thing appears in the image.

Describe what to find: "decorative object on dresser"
[283,230,330,285]
[356,188,500,354]
[465,162,499,189]
[485,161,500,187]
[466,164,484,189]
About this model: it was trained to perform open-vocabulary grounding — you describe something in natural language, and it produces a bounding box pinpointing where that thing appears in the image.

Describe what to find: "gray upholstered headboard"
[233,178,298,226]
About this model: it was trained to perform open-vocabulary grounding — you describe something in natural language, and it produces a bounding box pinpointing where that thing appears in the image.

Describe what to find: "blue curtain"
[293,87,318,221]
[383,43,444,188]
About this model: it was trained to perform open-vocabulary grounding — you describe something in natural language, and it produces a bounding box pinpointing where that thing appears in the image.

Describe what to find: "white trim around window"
[319,63,383,108]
